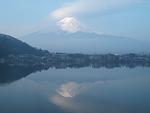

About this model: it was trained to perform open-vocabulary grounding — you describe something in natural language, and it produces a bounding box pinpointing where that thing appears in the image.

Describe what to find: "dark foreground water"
[0,67,150,113]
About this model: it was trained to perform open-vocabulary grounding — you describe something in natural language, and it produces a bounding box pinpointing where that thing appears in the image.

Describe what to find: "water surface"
[0,67,150,113]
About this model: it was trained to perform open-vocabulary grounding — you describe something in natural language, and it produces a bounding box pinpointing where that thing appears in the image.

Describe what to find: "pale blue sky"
[0,0,150,41]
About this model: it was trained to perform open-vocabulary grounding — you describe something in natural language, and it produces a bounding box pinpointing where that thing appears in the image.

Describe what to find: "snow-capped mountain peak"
[57,17,81,33]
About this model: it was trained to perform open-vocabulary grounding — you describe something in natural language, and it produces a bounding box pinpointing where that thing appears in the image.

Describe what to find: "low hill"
[0,34,49,57]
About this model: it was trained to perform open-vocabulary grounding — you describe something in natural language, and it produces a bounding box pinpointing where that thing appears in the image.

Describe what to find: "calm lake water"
[0,67,150,113]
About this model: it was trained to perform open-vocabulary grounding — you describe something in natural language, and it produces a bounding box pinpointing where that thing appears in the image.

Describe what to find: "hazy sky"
[0,0,150,41]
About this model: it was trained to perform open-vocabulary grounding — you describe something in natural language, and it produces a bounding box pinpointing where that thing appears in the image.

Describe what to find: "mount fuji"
[20,17,150,54]
[20,30,150,54]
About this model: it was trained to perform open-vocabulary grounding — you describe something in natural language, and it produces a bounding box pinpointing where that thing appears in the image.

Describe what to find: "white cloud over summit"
[51,0,142,19]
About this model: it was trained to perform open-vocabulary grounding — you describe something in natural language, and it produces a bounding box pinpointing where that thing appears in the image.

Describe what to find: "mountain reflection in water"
[56,80,108,98]
[0,65,46,84]
[0,66,150,113]
[0,61,149,84]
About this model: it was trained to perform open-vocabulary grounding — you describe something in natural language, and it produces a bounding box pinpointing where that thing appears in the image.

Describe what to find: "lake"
[0,67,150,113]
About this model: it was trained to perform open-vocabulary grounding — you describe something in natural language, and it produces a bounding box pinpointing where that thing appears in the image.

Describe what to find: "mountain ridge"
[20,30,150,54]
